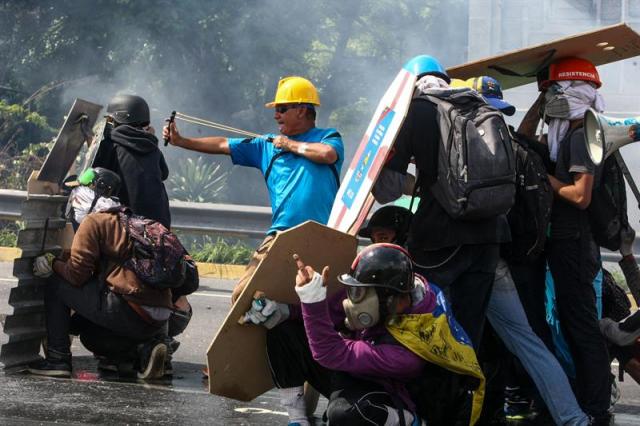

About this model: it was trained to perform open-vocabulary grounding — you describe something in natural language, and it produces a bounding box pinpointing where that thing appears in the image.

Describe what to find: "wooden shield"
[206,221,357,401]
[38,98,103,184]
[448,23,640,90]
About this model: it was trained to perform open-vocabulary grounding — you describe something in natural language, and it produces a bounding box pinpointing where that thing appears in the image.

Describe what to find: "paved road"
[0,262,639,425]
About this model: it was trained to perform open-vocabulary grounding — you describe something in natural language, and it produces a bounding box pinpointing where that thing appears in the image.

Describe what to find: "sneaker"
[96,357,118,373]
[28,357,72,378]
[504,389,537,422]
[167,338,180,354]
[589,413,613,425]
[137,341,167,379]
[164,359,173,376]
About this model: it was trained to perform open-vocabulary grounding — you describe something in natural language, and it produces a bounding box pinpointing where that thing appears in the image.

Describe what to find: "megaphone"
[584,108,640,165]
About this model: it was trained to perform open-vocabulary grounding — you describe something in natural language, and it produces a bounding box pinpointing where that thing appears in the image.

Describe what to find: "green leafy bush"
[168,157,228,203]
[0,222,19,247]
[190,236,252,265]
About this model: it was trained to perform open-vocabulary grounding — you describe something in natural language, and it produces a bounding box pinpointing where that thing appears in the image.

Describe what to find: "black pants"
[506,257,553,409]
[327,373,400,426]
[510,257,554,351]
[547,235,610,418]
[45,275,163,355]
[73,307,191,362]
[266,322,403,425]
[411,243,499,348]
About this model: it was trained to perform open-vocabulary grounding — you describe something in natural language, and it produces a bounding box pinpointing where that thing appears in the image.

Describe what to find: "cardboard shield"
[38,98,103,184]
[328,66,417,235]
[448,23,640,90]
[206,221,357,401]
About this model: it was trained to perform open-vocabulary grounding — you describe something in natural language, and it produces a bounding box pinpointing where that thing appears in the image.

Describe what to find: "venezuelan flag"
[387,284,485,425]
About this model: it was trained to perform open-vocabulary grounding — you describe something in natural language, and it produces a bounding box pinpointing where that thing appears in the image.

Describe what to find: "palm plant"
[168,157,228,203]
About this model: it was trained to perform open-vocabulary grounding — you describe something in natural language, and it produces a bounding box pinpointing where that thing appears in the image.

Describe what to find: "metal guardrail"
[0,188,638,262]
[0,189,273,239]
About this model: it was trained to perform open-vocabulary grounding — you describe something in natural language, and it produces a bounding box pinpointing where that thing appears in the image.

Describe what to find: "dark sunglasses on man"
[275,103,314,114]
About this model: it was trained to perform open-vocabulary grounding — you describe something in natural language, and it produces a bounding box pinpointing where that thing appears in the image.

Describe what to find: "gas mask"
[539,83,571,121]
[342,286,381,331]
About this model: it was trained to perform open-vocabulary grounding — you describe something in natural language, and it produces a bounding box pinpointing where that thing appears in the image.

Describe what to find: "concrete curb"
[0,247,244,281]
[0,247,21,262]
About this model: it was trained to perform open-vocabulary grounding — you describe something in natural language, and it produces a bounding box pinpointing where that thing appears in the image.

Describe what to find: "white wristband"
[295,272,327,303]
[297,143,308,155]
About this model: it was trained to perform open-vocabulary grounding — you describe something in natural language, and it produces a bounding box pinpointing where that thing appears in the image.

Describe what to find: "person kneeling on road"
[29,179,174,379]
[243,244,485,426]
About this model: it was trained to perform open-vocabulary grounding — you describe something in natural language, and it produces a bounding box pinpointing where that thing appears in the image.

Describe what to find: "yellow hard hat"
[450,78,471,88]
[265,76,320,108]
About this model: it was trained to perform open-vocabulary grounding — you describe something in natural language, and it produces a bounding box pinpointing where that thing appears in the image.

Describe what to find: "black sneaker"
[137,341,167,379]
[28,357,72,378]
[164,360,173,376]
[96,357,118,373]
[504,387,536,423]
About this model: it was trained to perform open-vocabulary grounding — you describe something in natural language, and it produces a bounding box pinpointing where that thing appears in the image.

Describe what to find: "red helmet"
[543,57,602,89]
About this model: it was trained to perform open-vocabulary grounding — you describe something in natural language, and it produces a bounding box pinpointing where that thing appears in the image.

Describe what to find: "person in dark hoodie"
[93,94,171,228]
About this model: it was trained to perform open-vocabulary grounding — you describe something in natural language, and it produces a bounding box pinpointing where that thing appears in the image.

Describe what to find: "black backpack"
[415,88,515,220]
[502,130,554,264]
[588,154,629,251]
[602,268,631,322]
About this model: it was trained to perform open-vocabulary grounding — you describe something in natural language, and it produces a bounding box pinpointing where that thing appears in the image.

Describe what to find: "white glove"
[295,272,327,304]
[33,253,55,278]
[241,296,290,329]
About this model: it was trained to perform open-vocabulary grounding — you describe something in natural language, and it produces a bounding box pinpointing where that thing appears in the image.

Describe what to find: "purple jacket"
[298,282,436,411]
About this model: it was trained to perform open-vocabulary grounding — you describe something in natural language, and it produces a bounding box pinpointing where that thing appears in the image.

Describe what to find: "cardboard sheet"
[206,221,357,401]
[448,23,640,90]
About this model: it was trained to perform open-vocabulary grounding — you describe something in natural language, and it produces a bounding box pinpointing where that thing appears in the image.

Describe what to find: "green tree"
[0,0,469,201]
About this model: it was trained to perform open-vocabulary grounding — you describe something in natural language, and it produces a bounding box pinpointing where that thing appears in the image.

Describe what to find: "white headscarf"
[546,81,605,162]
[415,75,450,93]
[66,186,121,224]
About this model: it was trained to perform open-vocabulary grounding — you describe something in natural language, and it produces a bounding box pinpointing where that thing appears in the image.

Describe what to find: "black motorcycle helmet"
[79,167,121,198]
[93,167,121,197]
[358,206,412,245]
[338,243,415,293]
[106,94,150,126]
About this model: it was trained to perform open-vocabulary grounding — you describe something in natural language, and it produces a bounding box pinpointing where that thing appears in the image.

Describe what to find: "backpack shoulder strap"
[264,151,290,182]
[264,150,340,187]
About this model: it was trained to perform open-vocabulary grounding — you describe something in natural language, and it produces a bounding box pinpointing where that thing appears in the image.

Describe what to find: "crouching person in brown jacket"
[28,177,173,379]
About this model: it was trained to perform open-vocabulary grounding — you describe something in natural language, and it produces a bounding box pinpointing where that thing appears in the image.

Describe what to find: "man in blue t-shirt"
[163,76,344,302]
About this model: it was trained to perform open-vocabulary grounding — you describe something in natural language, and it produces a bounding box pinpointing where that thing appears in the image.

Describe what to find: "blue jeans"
[486,259,589,426]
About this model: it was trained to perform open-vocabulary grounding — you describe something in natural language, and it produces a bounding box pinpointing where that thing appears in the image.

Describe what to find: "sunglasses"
[275,104,301,114]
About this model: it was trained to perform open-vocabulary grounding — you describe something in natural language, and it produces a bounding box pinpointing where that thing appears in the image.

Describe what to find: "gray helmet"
[106,94,150,126]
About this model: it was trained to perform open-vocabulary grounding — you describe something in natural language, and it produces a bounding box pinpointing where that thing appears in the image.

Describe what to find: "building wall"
[467,0,640,222]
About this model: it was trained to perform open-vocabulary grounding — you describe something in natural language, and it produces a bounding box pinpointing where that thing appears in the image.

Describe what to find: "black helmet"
[338,243,415,293]
[358,206,412,244]
[92,167,121,197]
[106,94,150,126]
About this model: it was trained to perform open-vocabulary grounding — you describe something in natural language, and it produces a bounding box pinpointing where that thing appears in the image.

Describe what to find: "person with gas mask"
[242,244,485,426]
[28,171,173,380]
[518,57,612,425]
[93,94,171,228]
